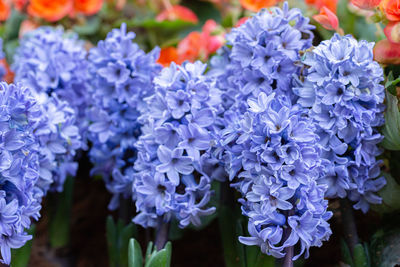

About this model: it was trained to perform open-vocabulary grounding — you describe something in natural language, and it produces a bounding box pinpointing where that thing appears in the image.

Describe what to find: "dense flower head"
[294,34,386,213]
[33,92,81,193]
[132,61,222,228]
[13,26,90,147]
[86,23,161,209]
[209,2,314,112]
[0,82,43,265]
[219,92,332,259]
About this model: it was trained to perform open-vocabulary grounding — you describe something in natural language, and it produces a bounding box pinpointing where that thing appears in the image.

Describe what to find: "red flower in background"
[158,47,179,67]
[235,17,249,27]
[73,0,103,16]
[313,6,339,30]
[156,5,198,24]
[384,21,400,43]
[240,0,278,12]
[306,0,337,13]
[27,0,72,21]
[158,20,224,66]
[380,0,400,21]
[351,0,381,9]
[0,0,10,21]
[374,39,400,64]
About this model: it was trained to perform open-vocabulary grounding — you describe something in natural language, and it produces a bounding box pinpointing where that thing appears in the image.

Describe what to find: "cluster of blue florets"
[0,3,387,263]
[209,2,314,112]
[12,27,84,192]
[0,82,43,265]
[86,23,161,209]
[132,61,222,228]
[294,34,386,213]
[12,27,89,146]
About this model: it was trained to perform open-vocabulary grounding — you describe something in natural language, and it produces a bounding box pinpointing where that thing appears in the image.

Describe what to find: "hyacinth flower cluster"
[132,61,222,228]
[12,27,83,193]
[12,26,90,146]
[0,82,43,264]
[294,34,386,213]
[86,24,161,209]
[33,93,82,193]
[209,2,314,112]
[219,91,332,259]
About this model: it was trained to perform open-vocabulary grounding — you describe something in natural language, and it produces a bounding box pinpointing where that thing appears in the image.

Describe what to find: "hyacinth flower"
[13,26,90,147]
[86,23,161,210]
[0,82,44,264]
[219,91,332,261]
[133,61,222,247]
[33,93,82,193]
[294,34,386,213]
[209,2,315,112]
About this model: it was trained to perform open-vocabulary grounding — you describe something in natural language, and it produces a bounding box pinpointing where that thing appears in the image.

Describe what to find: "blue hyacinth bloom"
[13,26,89,147]
[294,34,386,213]
[219,91,332,259]
[86,23,161,210]
[132,61,222,228]
[0,82,43,264]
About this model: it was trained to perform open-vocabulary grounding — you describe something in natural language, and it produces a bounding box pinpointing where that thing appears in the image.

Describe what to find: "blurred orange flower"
[156,5,198,24]
[159,20,224,66]
[380,0,400,21]
[351,0,381,9]
[313,6,339,30]
[177,19,224,63]
[384,21,400,43]
[158,47,179,66]
[28,0,73,21]
[0,59,14,83]
[374,39,400,64]
[240,0,277,12]
[305,0,337,13]
[73,0,103,16]
[0,0,10,21]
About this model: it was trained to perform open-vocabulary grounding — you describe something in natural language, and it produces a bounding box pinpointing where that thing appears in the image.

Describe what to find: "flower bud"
[313,6,339,31]
[374,39,400,64]
[384,21,400,43]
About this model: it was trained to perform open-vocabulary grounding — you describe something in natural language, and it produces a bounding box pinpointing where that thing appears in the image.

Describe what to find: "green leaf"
[341,239,354,266]
[11,225,35,267]
[385,72,400,96]
[145,241,154,263]
[372,172,400,213]
[353,244,368,267]
[370,227,400,266]
[106,216,118,267]
[73,16,101,36]
[119,223,137,267]
[49,176,74,248]
[253,252,274,267]
[381,90,400,150]
[128,238,143,267]
[146,243,172,267]
[3,10,25,41]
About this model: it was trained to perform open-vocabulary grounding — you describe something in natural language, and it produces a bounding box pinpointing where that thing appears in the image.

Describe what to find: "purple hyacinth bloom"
[13,27,90,147]
[87,23,161,210]
[294,34,386,213]
[0,82,43,264]
[132,61,222,228]
[217,88,332,259]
